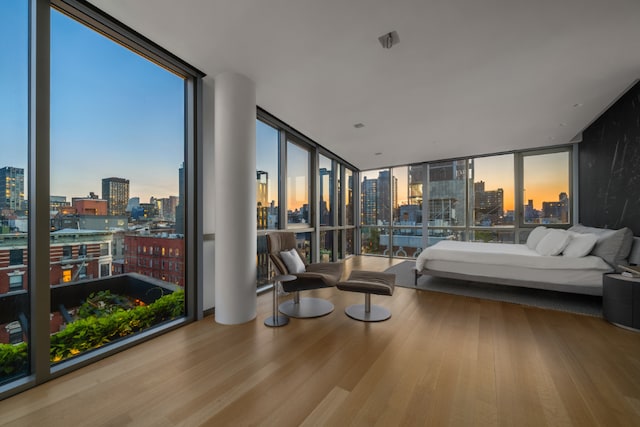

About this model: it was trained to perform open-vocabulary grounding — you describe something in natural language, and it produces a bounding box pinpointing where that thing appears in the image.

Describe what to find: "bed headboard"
[630,237,640,265]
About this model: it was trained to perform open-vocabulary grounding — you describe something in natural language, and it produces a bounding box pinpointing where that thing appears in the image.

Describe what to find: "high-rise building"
[361,176,378,225]
[473,181,504,225]
[175,163,184,234]
[375,170,396,225]
[319,167,334,226]
[428,161,467,227]
[0,167,25,212]
[257,170,269,229]
[102,177,130,216]
[542,192,569,223]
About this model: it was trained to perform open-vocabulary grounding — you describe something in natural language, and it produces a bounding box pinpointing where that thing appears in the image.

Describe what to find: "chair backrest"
[266,232,306,275]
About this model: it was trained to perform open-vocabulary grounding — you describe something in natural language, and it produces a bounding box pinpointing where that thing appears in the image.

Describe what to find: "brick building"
[72,198,108,216]
[124,234,185,287]
[0,229,114,294]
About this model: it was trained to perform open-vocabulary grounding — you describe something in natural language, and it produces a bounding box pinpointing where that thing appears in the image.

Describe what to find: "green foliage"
[475,230,494,242]
[50,290,184,361]
[0,290,184,382]
[366,228,381,253]
[77,290,135,318]
[0,342,28,376]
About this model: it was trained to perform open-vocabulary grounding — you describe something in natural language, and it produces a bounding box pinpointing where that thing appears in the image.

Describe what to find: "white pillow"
[536,229,571,256]
[562,232,599,258]
[526,226,549,250]
[280,249,305,273]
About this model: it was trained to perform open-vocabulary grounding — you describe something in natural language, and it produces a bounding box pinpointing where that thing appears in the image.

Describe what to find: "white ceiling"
[88,0,640,170]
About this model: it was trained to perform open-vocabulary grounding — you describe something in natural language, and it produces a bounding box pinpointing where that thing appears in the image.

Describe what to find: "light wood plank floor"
[1,256,640,426]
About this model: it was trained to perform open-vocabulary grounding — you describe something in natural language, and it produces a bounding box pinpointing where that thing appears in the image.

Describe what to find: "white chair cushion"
[280,249,305,274]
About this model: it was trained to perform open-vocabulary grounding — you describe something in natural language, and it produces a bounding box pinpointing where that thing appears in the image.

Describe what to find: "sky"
[1,5,184,203]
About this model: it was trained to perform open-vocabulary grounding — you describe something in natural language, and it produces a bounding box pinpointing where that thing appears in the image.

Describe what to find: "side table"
[603,273,640,332]
[264,274,296,327]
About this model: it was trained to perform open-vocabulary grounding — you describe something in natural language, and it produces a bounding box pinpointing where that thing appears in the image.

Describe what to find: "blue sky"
[1,4,184,203]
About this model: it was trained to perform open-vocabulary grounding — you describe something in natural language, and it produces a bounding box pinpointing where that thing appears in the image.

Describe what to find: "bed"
[414,225,639,296]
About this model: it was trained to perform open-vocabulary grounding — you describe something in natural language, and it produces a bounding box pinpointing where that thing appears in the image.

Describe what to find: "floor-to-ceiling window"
[391,165,423,258]
[286,139,312,262]
[0,0,30,387]
[344,167,355,257]
[319,154,334,261]
[254,111,355,284]
[48,8,187,364]
[1,0,201,399]
[360,168,390,255]
[427,160,468,243]
[256,119,279,287]
[358,146,573,259]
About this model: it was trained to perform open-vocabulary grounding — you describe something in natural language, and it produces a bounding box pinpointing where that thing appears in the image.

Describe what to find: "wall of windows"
[1,0,201,399]
[360,146,573,257]
[255,113,356,287]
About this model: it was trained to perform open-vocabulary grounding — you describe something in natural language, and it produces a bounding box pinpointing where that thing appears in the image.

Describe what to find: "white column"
[214,72,257,324]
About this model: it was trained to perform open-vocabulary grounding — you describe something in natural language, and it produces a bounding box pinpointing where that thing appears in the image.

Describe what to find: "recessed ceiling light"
[354,123,365,129]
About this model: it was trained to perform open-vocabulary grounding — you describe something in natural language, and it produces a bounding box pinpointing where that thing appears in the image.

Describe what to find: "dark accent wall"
[579,81,640,236]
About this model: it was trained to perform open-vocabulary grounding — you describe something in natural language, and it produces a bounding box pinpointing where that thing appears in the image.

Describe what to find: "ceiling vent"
[378,31,400,49]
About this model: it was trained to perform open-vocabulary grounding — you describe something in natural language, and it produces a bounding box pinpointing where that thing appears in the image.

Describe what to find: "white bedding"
[415,240,613,294]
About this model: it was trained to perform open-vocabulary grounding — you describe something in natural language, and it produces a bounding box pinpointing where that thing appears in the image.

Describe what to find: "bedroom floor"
[1,256,639,426]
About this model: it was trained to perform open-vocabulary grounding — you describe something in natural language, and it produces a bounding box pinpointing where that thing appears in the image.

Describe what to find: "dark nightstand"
[603,273,640,332]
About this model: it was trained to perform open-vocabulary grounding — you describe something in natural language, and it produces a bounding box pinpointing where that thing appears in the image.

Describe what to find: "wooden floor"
[1,256,640,426]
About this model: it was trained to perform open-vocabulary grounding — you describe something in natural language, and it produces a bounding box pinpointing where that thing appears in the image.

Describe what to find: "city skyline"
[1,5,184,203]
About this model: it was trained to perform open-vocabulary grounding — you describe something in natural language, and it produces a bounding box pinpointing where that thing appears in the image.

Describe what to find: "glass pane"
[392,166,423,258]
[428,228,466,245]
[392,166,407,224]
[345,228,354,256]
[0,0,29,386]
[470,154,514,226]
[256,235,270,287]
[319,155,333,226]
[256,120,279,230]
[345,168,354,226]
[427,161,467,227]
[523,151,570,224]
[319,230,333,262]
[49,10,185,364]
[360,169,390,226]
[469,229,515,243]
[361,226,389,255]
[391,227,423,258]
[286,142,310,226]
[293,232,311,264]
[409,165,424,214]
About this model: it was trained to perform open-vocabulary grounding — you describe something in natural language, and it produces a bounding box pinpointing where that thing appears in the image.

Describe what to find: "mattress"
[416,240,613,295]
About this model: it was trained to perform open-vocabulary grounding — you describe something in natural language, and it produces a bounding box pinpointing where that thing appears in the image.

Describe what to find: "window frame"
[0,0,203,400]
